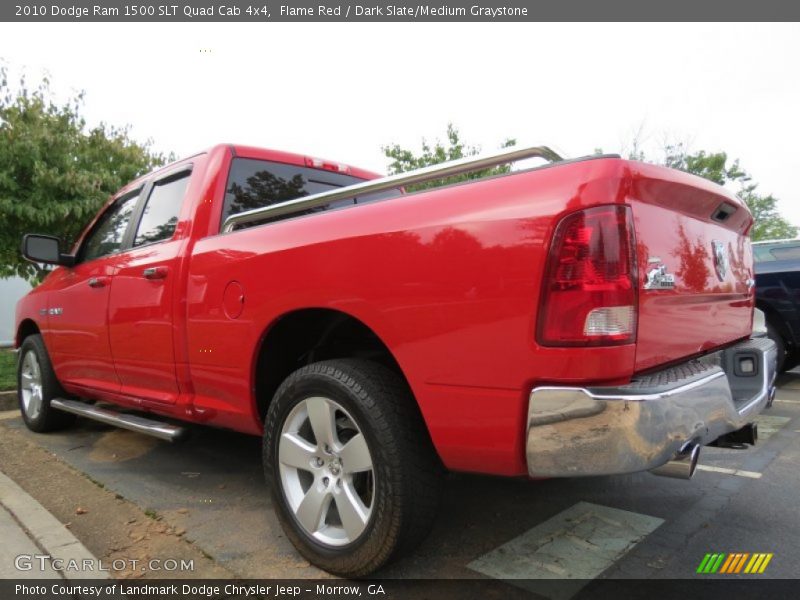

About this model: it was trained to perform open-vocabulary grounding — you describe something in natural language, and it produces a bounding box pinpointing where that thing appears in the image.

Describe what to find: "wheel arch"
[15,318,41,349]
[251,308,420,427]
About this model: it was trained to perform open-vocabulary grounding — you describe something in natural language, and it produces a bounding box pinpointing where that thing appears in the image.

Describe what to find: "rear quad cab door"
[107,169,192,405]
[46,191,142,394]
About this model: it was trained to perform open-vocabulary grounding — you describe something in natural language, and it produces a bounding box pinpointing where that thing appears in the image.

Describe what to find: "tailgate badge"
[644,262,676,290]
[712,240,729,281]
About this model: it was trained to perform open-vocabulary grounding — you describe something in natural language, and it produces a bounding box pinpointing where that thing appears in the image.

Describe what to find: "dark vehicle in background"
[754,239,800,372]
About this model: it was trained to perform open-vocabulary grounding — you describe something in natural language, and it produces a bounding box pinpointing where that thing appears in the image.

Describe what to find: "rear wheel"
[766,320,790,373]
[17,334,75,432]
[263,359,442,577]
[783,349,800,373]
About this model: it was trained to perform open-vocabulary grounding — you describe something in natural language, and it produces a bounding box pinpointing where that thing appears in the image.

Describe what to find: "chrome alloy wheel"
[278,396,375,546]
[20,350,44,420]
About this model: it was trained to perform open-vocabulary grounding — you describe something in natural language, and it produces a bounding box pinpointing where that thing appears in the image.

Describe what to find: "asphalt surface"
[2,372,800,583]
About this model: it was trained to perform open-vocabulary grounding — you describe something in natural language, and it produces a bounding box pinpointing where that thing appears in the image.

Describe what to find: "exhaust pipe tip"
[650,442,700,480]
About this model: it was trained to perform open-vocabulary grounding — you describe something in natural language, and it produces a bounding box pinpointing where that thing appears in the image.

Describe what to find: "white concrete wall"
[0,277,33,346]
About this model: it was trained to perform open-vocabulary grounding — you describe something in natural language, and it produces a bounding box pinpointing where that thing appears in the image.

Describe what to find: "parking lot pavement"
[0,373,799,585]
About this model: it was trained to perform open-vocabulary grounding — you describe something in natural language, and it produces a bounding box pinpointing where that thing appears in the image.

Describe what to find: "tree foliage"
[659,143,796,241]
[0,65,171,282]
[739,187,797,241]
[382,123,515,192]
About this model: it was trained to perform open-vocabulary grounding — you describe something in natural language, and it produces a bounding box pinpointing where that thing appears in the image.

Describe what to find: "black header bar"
[3,0,800,22]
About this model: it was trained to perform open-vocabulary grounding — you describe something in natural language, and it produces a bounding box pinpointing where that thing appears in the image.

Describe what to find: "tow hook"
[709,423,758,449]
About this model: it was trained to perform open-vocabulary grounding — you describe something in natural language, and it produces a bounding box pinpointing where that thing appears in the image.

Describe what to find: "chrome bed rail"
[222,144,563,233]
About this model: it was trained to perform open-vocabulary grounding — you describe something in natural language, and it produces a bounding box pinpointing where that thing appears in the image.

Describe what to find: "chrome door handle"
[143,266,168,280]
[88,277,108,288]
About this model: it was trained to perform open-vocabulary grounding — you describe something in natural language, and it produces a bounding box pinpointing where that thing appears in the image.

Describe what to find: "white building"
[1,276,32,347]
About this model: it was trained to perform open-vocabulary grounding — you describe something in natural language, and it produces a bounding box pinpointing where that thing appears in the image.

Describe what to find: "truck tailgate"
[629,162,754,372]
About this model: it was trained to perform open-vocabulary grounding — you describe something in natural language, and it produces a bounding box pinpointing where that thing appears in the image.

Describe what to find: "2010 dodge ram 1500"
[14,143,776,576]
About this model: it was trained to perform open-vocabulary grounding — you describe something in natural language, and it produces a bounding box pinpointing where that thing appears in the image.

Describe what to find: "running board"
[50,398,187,442]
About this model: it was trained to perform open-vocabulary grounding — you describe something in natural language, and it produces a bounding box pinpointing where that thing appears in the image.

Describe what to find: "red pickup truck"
[14,143,776,576]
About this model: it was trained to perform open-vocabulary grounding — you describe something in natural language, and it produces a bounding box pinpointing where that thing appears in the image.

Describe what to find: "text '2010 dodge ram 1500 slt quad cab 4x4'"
[14,143,776,576]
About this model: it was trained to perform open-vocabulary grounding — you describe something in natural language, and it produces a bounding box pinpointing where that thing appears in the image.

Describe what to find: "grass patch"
[0,350,16,391]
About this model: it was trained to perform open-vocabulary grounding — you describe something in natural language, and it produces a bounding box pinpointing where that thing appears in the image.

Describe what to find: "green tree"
[740,188,797,241]
[661,143,796,241]
[382,123,515,192]
[0,65,171,282]
[387,126,796,242]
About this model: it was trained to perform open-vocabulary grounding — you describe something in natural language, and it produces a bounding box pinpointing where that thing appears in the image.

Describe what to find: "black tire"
[263,359,442,577]
[766,321,788,373]
[17,334,75,433]
[784,350,800,373]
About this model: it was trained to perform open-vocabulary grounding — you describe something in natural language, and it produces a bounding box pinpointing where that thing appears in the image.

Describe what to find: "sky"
[1,22,799,226]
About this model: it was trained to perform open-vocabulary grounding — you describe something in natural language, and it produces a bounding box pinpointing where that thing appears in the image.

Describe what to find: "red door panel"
[46,189,143,394]
[107,170,191,405]
[108,242,181,404]
[46,261,120,393]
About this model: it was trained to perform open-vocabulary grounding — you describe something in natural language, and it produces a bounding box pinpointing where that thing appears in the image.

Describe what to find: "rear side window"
[80,192,140,262]
[222,158,399,230]
[134,174,190,247]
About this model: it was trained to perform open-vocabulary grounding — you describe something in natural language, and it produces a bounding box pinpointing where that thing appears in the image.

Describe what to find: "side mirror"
[21,234,74,267]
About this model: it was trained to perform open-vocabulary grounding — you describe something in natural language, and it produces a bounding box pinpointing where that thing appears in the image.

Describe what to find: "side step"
[51,399,187,442]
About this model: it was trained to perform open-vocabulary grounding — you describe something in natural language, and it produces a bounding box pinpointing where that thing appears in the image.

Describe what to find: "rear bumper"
[525,337,777,478]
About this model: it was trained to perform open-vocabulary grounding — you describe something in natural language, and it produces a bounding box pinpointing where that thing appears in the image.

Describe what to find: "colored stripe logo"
[697,553,773,574]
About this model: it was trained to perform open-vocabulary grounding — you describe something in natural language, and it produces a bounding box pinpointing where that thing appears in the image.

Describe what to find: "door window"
[134,174,190,247]
[80,192,140,262]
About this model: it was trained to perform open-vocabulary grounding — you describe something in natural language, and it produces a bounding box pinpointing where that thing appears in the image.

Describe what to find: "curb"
[0,470,109,580]
[0,391,16,412]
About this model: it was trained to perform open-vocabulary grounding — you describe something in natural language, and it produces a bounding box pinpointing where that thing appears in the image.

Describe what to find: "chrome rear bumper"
[525,337,777,478]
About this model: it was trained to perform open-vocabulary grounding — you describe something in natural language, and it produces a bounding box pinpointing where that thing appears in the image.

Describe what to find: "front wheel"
[263,359,442,577]
[17,334,75,432]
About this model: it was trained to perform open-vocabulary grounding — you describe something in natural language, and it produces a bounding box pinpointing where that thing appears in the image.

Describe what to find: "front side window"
[134,174,190,247]
[80,192,140,262]
[222,158,400,230]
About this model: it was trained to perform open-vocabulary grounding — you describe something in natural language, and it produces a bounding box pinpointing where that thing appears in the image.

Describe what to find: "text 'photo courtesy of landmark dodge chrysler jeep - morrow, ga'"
[15,143,776,576]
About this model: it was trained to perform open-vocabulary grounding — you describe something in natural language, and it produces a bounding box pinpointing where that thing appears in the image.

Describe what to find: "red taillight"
[537,205,637,346]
